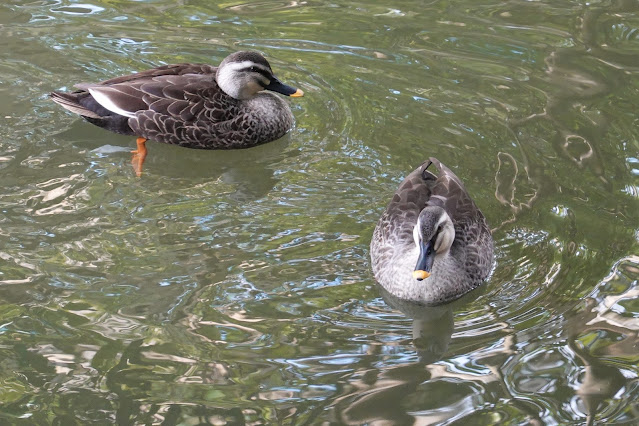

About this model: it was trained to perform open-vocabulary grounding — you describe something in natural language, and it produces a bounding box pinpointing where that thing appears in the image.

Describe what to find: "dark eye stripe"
[242,66,272,80]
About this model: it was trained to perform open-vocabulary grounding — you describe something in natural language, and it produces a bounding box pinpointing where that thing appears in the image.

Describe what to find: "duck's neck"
[245,93,294,133]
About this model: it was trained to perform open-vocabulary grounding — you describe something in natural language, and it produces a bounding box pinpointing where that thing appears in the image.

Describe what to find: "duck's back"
[97,63,218,85]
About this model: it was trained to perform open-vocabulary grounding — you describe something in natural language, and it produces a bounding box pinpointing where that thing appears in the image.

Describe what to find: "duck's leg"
[131,137,147,177]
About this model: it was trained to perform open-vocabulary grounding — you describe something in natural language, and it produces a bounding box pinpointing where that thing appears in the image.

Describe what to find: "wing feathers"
[88,86,145,118]
[380,158,489,247]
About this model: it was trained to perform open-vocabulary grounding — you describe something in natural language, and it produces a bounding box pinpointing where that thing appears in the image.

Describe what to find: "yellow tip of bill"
[290,89,304,97]
[413,270,430,280]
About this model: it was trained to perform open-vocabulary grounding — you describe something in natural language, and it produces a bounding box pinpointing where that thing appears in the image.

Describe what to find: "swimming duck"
[370,158,494,305]
[50,51,304,175]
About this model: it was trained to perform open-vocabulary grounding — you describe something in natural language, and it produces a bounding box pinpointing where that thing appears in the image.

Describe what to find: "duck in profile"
[50,51,304,175]
[371,158,494,305]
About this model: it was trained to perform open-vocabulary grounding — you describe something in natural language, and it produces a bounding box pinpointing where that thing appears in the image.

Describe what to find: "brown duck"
[51,51,304,175]
[371,158,494,305]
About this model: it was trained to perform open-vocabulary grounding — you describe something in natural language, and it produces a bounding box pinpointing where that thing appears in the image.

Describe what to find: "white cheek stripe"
[88,88,136,118]
[227,60,255,71]
[436,213,449,228]
[226,60,269,73]
[413,219,421,248]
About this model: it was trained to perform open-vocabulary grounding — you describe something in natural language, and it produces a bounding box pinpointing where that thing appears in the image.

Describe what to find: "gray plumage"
[371,158,494,305]
[50,51,303,149]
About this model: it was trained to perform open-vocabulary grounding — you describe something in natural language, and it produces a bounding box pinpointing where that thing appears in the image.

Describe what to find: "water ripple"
[0,0,637,424]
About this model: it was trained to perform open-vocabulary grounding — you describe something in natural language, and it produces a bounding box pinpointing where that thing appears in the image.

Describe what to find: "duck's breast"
[242,93,295,142]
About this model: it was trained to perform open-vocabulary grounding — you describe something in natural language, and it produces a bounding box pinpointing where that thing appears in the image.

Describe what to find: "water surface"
[0,0,638,424]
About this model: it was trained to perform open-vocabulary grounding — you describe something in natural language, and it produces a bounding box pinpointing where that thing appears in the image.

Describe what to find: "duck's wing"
[83,64,226,119]
[428,157,493,278]
[51,64,223,121]
[375,161,438,249]
[126,73,246,146]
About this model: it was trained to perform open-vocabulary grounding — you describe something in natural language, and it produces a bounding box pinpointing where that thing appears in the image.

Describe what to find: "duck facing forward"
[371,158,494,305]
[50,51,304,175]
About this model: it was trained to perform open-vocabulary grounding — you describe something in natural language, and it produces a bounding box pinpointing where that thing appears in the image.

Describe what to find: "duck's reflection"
[380,287,454,364]
[328,290,456,424]
[57,120,294,202]
[330,283,505,425]
[136,133,292,201]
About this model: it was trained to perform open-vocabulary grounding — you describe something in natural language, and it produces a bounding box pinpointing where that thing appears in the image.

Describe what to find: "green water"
[0,0,638,424]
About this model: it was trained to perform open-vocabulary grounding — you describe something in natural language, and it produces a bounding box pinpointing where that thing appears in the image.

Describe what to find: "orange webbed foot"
[131,137,147,177]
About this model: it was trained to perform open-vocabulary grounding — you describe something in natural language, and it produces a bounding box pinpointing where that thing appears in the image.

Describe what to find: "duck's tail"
[50,91,102,119]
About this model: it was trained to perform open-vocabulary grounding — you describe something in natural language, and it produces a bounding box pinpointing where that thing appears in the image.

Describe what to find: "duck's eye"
[437,225,442,234]
[249,67,258,73]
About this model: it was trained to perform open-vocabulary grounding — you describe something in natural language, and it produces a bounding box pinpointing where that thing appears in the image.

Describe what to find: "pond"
[0,0,638,424]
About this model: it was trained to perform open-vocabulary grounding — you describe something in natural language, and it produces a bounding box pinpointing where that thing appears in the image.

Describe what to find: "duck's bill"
[264,77,304,97]
[413,270,430,280]
[414,240,435,281]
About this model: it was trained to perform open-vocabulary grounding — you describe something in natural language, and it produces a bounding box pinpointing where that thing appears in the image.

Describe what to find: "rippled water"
[1,0,638,424]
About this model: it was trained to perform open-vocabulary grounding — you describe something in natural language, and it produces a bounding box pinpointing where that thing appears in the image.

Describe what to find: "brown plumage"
[371,158,494,305]
[51,51,304,174]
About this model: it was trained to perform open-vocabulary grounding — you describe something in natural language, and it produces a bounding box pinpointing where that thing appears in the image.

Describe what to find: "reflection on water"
[0,0,638,424]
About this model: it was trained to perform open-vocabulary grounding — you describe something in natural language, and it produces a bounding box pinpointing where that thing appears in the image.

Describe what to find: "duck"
[50,51,304,175]
[370,158,494,305]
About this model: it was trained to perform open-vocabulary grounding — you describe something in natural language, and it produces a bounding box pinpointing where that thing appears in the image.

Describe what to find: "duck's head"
[412,206,455,281]
[216,51,304,100]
